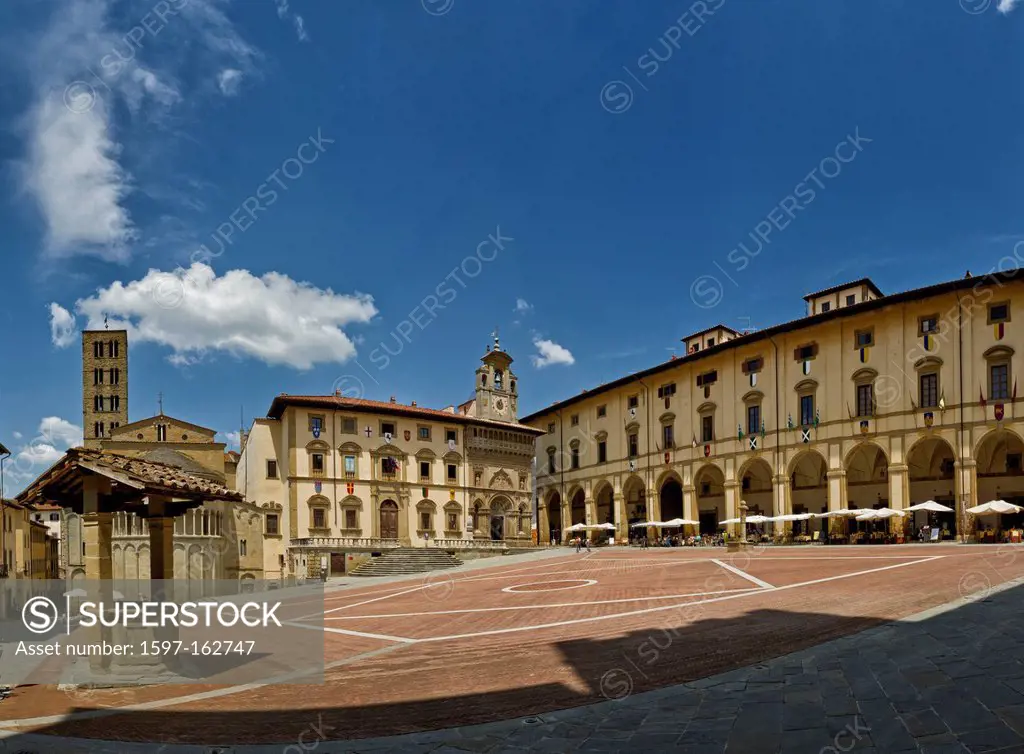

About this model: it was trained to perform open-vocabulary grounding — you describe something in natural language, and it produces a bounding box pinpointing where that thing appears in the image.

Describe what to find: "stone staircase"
[350,547,464,577]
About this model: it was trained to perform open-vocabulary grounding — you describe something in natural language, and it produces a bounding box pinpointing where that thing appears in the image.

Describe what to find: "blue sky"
[1,0,1023,493]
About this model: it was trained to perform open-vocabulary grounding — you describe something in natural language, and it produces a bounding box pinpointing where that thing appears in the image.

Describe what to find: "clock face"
[493,397,507,415]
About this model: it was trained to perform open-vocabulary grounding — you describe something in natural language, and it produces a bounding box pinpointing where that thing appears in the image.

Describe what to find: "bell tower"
[475,329,518,423]
[82,328,129,449]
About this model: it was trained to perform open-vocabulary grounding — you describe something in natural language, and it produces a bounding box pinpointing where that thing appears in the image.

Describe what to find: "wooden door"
[330,553,346,575]
[380,501,399,539]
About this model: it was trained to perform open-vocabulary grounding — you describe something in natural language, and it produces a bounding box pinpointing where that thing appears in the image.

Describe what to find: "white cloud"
[218,430,241,450]
[53,262,378,370]
[4,417,83,495]
[49,302,78,347]
[17,0,260,260]
[275,0,310,41]
[12,432,23,440]
[531,337,575,368]
[514,298,533,314]
[216,68,243,96]
[998,0,1020,13]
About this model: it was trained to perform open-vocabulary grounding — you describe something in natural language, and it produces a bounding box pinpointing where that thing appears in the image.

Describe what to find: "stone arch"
[976,428,1024,509]
[738,456,775,517]
[906,435,958,536]
[788,449,829,517]
[659,474,683,521]
[844,442,889,509]
[622,474,647,525]
[569,487,586,526]
[544,488,562,543]
[693,463,725,533]
[593,479,614,526]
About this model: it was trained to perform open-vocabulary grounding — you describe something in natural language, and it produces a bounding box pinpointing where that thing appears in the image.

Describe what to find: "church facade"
[67,329,264,582]
[235,336,546,579]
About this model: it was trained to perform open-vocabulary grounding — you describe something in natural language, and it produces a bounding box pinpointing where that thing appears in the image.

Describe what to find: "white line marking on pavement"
[711,558,776,589]
[284,620,415,644]
[327,587,761,620]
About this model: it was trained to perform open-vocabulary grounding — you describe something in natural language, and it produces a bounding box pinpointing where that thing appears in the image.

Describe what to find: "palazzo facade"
[522,271,1024,543]
[235,336,545,578]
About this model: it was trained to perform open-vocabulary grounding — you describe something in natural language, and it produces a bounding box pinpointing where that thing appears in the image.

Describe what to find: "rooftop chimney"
[411,400,417,407]
[389,396,396,404]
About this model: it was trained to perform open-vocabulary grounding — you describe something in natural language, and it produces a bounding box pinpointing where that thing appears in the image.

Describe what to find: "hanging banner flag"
[404,430,411,441]
[924,411,934,427]
[422,486,428,498]
[859,347,869,364]
[801,428,811,443]
[628,459,637,472]
[980,387,986,408]
[629,407,637,420]
[995,322,1005,340]
[802,360,811,375]
[704,444,711,458]
[923,334,932,352]
[384,432,393,444]
[347,482,354,495]
[749,436,758,451]
[314,481,322,494]
[750,372,757,388]
[449,489,456,500]
[995,404,1005,421]
[859,420,869,435]
[664,451,670,465]
[737,424,744,440]
[448,439,456,451]
[760,420,766,439]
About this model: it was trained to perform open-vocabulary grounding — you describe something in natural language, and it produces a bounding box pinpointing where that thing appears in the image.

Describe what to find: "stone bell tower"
[475,329,518,423]
[82,328,129,449]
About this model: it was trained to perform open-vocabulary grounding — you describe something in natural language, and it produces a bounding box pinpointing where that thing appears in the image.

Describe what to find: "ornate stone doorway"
[380,500,399,539]
[489,515,504,541]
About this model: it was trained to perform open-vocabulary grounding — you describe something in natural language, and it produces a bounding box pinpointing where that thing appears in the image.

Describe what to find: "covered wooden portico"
[17,448,243,581]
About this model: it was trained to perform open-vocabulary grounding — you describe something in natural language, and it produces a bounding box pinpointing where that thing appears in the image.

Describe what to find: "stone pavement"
[4,567,1024,753]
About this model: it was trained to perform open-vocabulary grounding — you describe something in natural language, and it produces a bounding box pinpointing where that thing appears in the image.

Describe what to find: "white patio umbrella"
[770,513,817,522]
[720,517,741,525]
[595,522,617,530]
[629,521,653,528]
[907,501,954,513]
[745,514,771,524]
[967,500,1023,515]
[662,518,699,527]
[824,509,865,517]
[566,522,588,532]
[855,508,906,521]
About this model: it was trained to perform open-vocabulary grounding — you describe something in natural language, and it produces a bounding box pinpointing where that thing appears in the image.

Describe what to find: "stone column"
[827,469,847,538]
[538,499,550,544]
[81,475,113,581]
[955,459,978,542]
[724,481,739,538]
[613,493,627,543]
[772,474,791,539]
[887,463,910,540]
[584,497,596,541]
[149,517,176,581]
[683,486,697,527]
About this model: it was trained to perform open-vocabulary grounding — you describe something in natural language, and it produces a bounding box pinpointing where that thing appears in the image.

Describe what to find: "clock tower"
[475,330,518,423]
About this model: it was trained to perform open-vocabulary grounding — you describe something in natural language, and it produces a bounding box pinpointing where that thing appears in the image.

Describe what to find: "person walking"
[575,536,581,553]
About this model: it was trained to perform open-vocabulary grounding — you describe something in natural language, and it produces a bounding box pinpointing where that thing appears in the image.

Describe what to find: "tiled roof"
[16,448,242,505]
[267,395,546,434]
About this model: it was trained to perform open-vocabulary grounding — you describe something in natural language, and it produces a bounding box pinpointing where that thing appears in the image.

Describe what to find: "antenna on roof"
[737,316,755,334]
[158,392,164,416]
